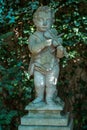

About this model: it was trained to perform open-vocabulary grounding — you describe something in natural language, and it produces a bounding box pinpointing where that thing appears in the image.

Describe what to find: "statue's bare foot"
[46,99,56,106]
[32,97,43,104]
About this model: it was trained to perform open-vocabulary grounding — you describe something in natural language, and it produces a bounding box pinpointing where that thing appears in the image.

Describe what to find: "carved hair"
[33,6,55,24]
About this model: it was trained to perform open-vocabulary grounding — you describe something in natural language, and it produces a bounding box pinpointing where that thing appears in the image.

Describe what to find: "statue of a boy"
[28,6,67,106]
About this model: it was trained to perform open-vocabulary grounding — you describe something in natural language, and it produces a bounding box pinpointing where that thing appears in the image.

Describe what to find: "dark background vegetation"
[0,0,87,130]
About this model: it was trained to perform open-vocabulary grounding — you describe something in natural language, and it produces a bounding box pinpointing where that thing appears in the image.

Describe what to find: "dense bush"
[0,0,87,130]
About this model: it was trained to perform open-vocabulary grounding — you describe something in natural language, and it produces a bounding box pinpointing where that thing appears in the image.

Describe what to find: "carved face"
[34,11,52,32]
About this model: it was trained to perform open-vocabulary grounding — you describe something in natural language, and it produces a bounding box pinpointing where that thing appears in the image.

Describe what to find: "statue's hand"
[56,45,64,58]
[57,37,63,44]
[45,39,52,47]
[52,37,63,47]
[56,45,69,58]
[53,40,59,47]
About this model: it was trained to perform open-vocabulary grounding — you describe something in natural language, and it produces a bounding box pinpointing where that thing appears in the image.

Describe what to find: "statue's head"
[33,6,55,32]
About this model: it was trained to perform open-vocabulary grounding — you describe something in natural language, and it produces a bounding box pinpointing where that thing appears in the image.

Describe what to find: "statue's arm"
[51,29,63,46]
[28,34,51,54]
[52,31,63,47]
[53,37,63,47]
[44,28,63,47]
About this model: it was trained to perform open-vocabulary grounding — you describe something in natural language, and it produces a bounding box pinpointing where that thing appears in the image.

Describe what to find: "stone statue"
[19,6,73,130]
[28,6,68,107]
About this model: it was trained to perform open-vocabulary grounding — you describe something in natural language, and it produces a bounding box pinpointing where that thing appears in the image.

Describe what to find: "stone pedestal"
[18,103,73,130]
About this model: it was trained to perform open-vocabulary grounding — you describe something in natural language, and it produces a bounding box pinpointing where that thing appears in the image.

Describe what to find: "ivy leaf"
[9,16,15,24]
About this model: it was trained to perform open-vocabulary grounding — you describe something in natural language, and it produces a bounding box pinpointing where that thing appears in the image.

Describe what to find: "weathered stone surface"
[19,119,73,130]
[19,103,73,130]
[21,113,69,126]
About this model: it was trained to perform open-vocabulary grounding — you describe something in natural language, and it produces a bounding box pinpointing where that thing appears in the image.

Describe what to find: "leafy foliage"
[0,0,87,130]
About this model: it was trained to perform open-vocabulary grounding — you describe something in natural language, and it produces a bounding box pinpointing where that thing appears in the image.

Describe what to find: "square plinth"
[18,119,73,130]
[25,102,64,111]
[25,102,64,117]
[21,113,69,126]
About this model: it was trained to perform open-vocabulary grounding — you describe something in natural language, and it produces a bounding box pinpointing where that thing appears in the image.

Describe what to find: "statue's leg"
[32,70,45,104]
[46,64,59,105]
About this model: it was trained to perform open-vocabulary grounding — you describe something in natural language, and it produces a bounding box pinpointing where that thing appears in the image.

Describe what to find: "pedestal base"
[19,119,73,130]
[18,103,73,130]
